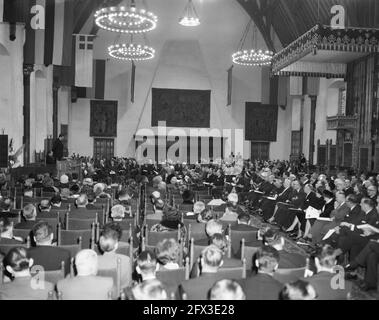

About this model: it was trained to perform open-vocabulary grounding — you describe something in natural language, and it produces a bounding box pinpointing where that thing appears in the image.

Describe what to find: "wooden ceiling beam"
[236,0,276,52]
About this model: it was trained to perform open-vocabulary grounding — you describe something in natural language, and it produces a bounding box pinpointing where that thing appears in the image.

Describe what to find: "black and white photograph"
[0,0,379,307]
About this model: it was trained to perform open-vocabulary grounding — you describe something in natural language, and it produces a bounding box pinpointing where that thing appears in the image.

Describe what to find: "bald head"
[75,249,98,276]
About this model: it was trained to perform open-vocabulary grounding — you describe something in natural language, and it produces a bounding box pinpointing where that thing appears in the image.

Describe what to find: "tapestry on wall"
[90,100,118,137]
[151,88,211,128]
[245,102,278,142]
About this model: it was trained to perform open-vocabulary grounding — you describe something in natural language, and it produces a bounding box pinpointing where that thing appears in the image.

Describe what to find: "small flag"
[52,0,74,66]
[76,59,106,99]
[131,61,136,103]
[227,65,233,106]
[75,34,95,87]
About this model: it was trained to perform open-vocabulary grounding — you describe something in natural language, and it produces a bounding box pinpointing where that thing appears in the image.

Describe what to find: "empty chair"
[187,223,206,242]
[230,229,258,256]
[66,218,97,231]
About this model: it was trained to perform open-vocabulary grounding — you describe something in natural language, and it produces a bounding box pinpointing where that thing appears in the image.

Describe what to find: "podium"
[57,159,82,180]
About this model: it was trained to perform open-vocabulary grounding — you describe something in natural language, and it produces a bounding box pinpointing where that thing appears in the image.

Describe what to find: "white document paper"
[305,206,321,219]
[322,229,336,241]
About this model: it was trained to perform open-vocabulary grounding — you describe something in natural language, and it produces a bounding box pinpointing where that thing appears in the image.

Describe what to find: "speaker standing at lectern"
[52,134,65,162]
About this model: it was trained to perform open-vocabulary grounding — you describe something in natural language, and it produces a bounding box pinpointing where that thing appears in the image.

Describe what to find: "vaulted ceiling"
[237,0,379,51]
[73,0,379,53]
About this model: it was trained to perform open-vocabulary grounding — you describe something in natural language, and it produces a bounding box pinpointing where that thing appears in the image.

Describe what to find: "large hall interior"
[0,0,379,302]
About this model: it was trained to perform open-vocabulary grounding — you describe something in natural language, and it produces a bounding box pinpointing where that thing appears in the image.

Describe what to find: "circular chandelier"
[95,5,158,34]
[179,0,200,27]
[232,20,274,67]
[108,43,155,61]
[232,49,273,66]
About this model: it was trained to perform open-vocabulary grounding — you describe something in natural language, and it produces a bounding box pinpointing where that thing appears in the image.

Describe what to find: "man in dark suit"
[345,239,379,291]
[0,247,54,300]
[52,134,65,162]
[14,204,37,230]
[57,249,114,300]
[274,180,306,230]
[28,221,71,276]
[336,198,379,262]
[304,245,352,300]
[238,246,282,300]
[265,179,293,222]
[178,245,225,300]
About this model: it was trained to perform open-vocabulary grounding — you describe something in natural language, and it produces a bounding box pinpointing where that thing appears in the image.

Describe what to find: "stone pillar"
[53,83,60,140]
[309,95,317,165]
[23,64,34,165]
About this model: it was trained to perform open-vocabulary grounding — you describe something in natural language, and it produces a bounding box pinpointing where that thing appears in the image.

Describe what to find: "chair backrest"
[145,229,180,247]
[13,229,32,241]
[0,243,28,255]
[189,238,207,268]
[7,213,21,226]
[0,263,3,284]
[230,229,258,256]
[216,260,246,279]
[66,216,98,231]
[156,267,188,287]
[240,240,260,271]
[273,268,306,284]
[57,222,94,249]
[187,223,206,242]
[68,210,104,224]
[97,257,122,299]
[58,243,82,257]
[39,261,65,285]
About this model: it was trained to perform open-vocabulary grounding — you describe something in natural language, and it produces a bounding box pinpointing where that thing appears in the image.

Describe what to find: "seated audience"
[0,217,23,244]
[303,245,352,300]
[132,279,168,300]
[239,246,282,300]
[178,245,224,300]
[15,204,37,230]
[209,279,246,300]
[97,222,132,290]
[57,249,114,300]
[28,221,71,275]
[155,238,181,271]
[146,199,165,221]
[279,280,317,300]
[0,247,54,300]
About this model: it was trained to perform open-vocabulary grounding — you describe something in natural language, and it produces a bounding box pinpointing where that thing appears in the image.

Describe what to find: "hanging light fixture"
[232,20,273,67]
[108,34,155,61]
[179,0,200,27]
[95,0,158,34]
[108,43,155,61]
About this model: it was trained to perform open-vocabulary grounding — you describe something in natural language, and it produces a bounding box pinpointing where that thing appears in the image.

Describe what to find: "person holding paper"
[310,190,335,244]
[265,179,293,222]
[273,180,305,230]
[336,198,379,262]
